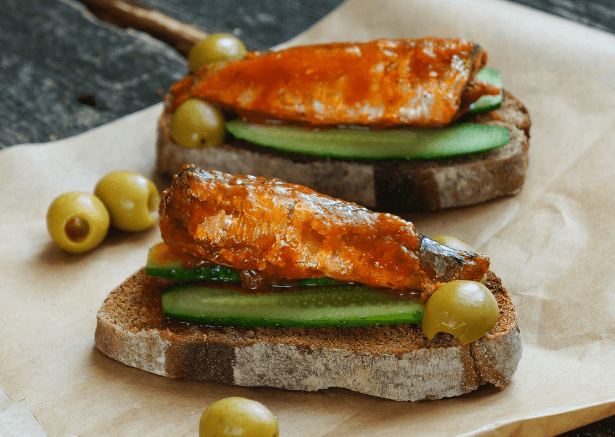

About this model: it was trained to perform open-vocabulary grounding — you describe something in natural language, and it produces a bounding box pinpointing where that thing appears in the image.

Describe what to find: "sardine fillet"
[159,166,490,297]
[168,38,497,128]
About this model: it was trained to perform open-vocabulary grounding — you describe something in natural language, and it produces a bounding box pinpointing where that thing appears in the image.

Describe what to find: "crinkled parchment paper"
[1,0,615,435]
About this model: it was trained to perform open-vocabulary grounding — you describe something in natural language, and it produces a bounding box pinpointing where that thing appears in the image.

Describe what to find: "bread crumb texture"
[156,90,530,212]
[95,269,522,401]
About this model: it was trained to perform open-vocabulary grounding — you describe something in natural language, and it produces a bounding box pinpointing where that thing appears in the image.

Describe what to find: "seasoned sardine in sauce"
[166,37,499,128]
[159,166,490,301]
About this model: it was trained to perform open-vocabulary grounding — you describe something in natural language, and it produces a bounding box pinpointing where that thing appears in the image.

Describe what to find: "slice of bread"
[95,269,522,401]
[156,90,530,212]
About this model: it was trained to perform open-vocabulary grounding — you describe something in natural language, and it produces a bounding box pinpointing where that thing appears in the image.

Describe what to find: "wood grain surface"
[505,0,615,35]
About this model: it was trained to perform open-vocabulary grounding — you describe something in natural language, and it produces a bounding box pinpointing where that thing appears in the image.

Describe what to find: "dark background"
[1,0,614,149]
[1,1,614,435]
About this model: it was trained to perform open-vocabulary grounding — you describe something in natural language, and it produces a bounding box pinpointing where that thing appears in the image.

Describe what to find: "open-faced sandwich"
[156,37,530,212]
[95,165,522,401]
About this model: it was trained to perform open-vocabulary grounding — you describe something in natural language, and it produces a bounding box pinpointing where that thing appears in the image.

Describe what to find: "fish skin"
[167,37,498,128]
[159,166,490,298]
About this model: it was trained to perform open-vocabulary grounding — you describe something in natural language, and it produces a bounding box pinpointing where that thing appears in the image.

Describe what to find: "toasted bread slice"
[95,269,522,401]
[156,90,530,212]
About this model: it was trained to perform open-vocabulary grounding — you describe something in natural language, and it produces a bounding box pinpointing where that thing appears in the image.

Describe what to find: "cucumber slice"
[146,243,344,286]
[225,121,509,160]
[146,242,240,283]
[147,242,182,270]
[151,242,423,328]
[162,284,424,328]
[468,68,502,115]
[296,277,341,287]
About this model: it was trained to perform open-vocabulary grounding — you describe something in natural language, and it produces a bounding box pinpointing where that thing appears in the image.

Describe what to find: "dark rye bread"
[94,269,522,401]
[156,90,530,212]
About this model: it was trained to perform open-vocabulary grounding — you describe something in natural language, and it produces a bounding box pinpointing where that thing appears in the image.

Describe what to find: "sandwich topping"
[167,37,499,129]
[159,166,490,301]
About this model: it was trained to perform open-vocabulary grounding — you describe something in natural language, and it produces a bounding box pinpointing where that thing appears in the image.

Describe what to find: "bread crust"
[95,269,522,401]
[156,90,530,212]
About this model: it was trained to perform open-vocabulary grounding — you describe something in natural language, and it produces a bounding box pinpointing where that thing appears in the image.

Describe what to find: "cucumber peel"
[162,284,424,328]
[468,68,502,115]
[146,242,241,283]
[147,242,423,327]
[226,121,509,160]
[146,242,342,286]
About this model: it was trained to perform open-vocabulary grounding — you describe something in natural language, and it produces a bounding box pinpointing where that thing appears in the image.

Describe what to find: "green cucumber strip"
[468,68,502,115]
[147,242,182,270]
[162,284,424,328]
[297,277,341,287]
[146,243,346,286]
[146,242,241,283]
[151,244,422,328]
[147,265,242,283]
[225,121,509,160]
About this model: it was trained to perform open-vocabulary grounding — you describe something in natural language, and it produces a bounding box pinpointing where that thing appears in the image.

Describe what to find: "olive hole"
[65,216,90,242]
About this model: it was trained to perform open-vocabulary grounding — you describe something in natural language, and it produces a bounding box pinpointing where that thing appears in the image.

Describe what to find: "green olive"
[189,33,247,72]
[47,192,110,253]
[171,99,225,149]
[199,397,279,437]
[432,235,475,252]
[421,280,499,344]
[94,171,160,232]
